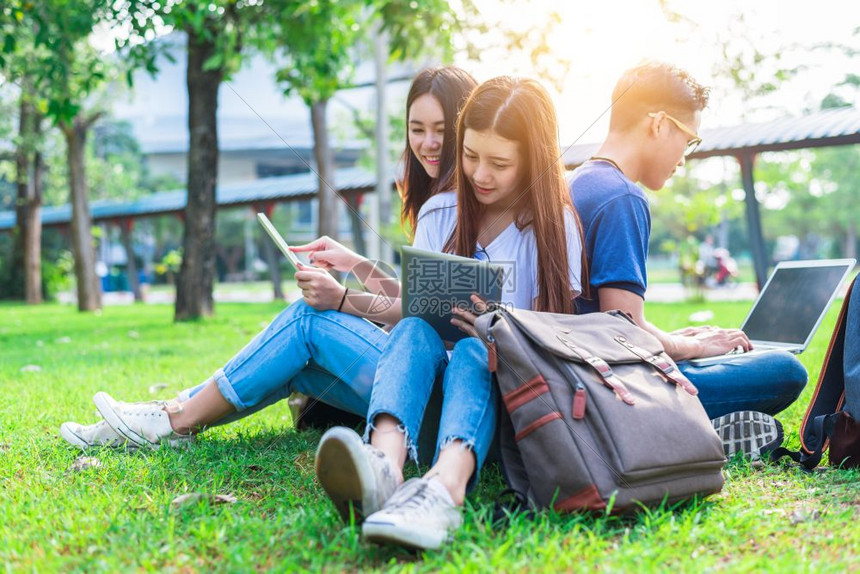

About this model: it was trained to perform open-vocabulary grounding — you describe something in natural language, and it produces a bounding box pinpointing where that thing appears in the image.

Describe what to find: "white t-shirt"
[412,191,583,311]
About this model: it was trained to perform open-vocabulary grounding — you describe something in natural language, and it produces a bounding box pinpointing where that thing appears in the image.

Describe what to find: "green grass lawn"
[1,300,858,572]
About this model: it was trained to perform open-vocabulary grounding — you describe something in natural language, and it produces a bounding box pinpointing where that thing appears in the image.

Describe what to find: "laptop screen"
[742,263,852,345]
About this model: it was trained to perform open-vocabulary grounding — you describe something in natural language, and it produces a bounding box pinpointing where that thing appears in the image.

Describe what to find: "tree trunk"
[373,28,391,262]
[11,97,43,303]
[311,99,339,240]
[216,245,243,277]
[260,235,284,300]
[62,115,101,311]
[175,28,222,321]
[119,219,142,302]
[24,147,44,304]
[846,221,857,260]
[10,99,30,300]
[346,193,366,256]
[255,204,283,300]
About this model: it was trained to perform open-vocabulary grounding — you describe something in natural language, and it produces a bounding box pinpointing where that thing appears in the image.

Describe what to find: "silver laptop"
[689,258,855,366]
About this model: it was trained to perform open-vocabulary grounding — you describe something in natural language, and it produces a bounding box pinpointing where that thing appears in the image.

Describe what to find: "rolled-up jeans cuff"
[212,368,247,411]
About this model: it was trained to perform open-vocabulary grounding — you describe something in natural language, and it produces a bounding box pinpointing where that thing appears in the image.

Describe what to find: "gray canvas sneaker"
[60,419,130,449]
[93,392,194,449]
[711,410,784,460]
[314,426,400,523]
[362,477,462,550]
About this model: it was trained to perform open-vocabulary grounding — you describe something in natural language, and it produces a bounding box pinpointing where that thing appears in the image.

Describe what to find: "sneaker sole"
[59,423,95,449]
[92,392,154,449]
[712,411,784,460]
[362,521,447,551]
[59,422,131,450]
[314,427,379,523]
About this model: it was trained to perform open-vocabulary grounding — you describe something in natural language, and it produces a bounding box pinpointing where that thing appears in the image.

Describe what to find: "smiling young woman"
[399,67,478,235]
[59,67,478,452]
[315,76,588,551]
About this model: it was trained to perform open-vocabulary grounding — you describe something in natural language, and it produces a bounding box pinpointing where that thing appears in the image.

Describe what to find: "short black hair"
[609,61,710,131]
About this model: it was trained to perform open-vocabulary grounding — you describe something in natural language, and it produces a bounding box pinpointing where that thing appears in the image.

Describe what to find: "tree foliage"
[649,160,745,255]
[0,0,117,309]
[259,0,462,240]
[111,0,259,320]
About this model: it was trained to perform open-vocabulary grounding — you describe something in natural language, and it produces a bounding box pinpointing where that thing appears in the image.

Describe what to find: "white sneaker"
[362,478,462,550]
[60,420,131,449]
[93,392,193,450]
[314,426,401,523]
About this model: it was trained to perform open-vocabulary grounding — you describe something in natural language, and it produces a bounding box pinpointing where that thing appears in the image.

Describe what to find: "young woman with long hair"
[314,76,587,550]
[59,67,478,449]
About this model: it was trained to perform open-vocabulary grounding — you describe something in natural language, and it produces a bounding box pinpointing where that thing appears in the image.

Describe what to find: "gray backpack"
[475,307,726,512]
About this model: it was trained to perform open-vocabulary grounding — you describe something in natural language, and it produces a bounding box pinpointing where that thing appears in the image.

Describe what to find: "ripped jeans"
[179,300,388,422]
[365,317,498,489]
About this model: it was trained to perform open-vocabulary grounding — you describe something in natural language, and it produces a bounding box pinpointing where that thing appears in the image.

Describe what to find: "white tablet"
[257,213,303,271]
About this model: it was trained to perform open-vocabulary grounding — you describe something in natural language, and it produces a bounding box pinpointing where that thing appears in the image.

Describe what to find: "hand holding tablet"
[289,236,365,273]
[401,246,505,343]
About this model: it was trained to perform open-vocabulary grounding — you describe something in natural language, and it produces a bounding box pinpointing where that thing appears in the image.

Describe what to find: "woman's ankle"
[426,474,465,506]
[370,414,409,471]
[164,402,195,435]
[424,444,476,506]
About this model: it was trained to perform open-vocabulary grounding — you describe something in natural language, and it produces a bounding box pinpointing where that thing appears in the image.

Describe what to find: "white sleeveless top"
[411,191,583,310]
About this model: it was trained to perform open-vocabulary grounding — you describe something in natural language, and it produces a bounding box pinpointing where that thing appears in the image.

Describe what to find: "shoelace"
[386,482,438,517]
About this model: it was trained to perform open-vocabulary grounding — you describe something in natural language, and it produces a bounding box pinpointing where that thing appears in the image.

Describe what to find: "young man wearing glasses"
[569,61,807,459]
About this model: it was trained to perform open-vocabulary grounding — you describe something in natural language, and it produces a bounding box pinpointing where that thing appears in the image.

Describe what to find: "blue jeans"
[678,350,808,419]
[179,300,388,423]
[364,317,498,488]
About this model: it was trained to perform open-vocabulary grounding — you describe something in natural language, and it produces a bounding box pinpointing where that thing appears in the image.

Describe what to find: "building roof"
[0,167,382,231]
[4,106,858,232]
[562,105,860,167]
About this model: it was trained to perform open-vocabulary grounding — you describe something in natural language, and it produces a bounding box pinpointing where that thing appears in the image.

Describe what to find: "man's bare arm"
[598,287,751,361]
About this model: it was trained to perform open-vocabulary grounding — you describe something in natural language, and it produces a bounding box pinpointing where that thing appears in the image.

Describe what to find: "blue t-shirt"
[569,160,651,314]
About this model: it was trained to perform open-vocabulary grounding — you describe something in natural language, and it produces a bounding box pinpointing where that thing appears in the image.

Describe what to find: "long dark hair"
[398,66,477,235]
[446,76,587,314]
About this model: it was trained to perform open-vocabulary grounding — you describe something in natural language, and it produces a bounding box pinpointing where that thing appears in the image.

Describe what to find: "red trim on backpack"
[614,336,699,397]
[514,411,562,441]
[503,375,550,413]
[572,386,587,420]
[558,336,637,405]
[555,484,606,511]
[487,342,498,373]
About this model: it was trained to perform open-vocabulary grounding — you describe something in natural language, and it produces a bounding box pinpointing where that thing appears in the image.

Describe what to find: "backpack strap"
[613,336,699,396]
[557,335,636,405]
[771,412,840,470]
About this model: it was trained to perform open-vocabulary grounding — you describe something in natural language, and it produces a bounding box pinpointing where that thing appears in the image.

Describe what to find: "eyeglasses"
[648,112,702,157]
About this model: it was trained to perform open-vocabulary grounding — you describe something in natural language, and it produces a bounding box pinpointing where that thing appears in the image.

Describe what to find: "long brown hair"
[398,66,477,235]
[445,76,587,314]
